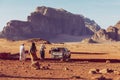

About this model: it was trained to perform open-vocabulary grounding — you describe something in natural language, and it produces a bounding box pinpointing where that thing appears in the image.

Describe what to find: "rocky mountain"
[0,6,100,42]
[92,29,110,41]
[92,21,120,42]
[84,17,100,32]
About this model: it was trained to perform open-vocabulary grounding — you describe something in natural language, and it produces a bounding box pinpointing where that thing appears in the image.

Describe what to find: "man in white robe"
[19,44,26,61]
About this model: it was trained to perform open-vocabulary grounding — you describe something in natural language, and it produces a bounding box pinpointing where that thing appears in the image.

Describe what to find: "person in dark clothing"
[30,42,38,62]
[40,43,46,60]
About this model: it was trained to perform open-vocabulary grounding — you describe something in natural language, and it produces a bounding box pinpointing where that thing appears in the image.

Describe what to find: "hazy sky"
[0,0,120,31]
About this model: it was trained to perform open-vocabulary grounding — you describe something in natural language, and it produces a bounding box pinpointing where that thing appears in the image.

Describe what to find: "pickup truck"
[49,47,71,61]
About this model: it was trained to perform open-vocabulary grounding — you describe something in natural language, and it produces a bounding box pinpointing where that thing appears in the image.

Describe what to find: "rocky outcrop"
[92,21,120,42]
[115,21,120,29]
[0,6,100,41]
[106,26,118,40]
[115,21,120,40]
[1,20,33,40]
[81,38,96,43]
[84,17,100,32]
[92,29,110,41]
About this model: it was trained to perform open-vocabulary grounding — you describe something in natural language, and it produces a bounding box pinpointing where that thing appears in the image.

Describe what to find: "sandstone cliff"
[84,17,100,32]
[0,6,100,42]
[92,21,120,42]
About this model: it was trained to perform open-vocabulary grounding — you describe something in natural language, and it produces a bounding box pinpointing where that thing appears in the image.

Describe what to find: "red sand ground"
[0,39,120,80]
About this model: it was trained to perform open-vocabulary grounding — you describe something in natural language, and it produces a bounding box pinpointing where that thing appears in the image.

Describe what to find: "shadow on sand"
[0,52,120,63]
[0,74,69,80]
[71,51,107,55]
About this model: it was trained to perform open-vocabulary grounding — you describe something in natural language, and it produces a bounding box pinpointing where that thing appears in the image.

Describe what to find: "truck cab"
[49,47,71,61]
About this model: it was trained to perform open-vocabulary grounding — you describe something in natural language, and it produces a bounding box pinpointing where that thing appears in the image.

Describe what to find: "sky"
[0,0,120,31]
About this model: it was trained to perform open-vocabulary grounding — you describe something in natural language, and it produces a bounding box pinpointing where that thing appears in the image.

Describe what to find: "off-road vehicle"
[49,47,71,61]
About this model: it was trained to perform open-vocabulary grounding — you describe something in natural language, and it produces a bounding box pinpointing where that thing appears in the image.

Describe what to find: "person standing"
[19,44,26,61]
[40,43,46,60]
[30,42,38,62]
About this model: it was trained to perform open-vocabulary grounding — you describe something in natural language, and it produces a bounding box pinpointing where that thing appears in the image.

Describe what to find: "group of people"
[19,42,46,61]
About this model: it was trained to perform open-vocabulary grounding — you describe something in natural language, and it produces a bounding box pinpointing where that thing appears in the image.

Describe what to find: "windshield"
[51,48,66,52]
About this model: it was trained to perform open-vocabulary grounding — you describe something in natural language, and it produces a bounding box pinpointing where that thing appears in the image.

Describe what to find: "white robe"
[19,45,26,61]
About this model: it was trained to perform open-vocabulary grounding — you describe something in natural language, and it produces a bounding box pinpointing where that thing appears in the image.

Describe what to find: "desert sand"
[0,39,120,80]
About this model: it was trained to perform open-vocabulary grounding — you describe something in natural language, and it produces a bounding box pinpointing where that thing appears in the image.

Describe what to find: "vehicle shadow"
[43,58,120,63]
[71,51,107,55]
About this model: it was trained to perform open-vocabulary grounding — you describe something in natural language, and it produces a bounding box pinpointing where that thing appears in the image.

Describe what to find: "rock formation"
[84,17,100,32]
[106,26,118,40]
[81,38,96,43]
[92,20,120,42]
[92,29,110,41]
[115,21,120,29]
[114,21,120,40]
[0,6,100,42]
